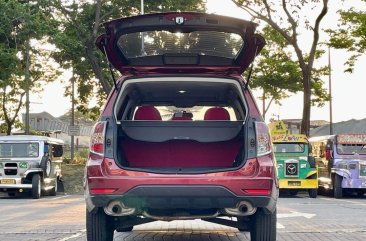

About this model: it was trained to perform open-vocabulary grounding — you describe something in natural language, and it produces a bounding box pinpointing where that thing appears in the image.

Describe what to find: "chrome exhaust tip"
[224,201,256,216]
[104,201,136,216]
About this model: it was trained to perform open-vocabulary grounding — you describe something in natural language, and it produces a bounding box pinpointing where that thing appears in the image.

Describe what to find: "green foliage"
[234,0,329,134]
[63,147,89,165]
[0,0,59,135]
[248,26,329,112]
[327,2,366,72]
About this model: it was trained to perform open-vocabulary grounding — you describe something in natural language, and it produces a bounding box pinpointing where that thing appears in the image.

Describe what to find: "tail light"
[255,121,272,157]
[90,121,107,156]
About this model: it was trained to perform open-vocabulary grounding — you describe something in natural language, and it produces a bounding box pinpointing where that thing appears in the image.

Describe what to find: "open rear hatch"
[96,12,265,75]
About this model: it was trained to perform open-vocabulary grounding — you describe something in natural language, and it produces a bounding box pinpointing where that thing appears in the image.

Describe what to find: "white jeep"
[0,135,64,199]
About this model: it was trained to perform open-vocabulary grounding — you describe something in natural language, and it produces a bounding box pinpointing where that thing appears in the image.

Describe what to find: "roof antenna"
[245,37,260,89]
[101,37,118,91]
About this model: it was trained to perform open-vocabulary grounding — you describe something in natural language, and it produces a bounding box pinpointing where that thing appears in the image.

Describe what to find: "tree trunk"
[6,122,12,136]
[262,90,266,121]
[85,40,112,94]
[301,72,311,136]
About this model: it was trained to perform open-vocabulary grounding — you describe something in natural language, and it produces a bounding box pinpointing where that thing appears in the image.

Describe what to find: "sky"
[28,0,366,123]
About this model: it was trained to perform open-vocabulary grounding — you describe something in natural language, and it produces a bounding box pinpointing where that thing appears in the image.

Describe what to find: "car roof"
[0,135,64,145]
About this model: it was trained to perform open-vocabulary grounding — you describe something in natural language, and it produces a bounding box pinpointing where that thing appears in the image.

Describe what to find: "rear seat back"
[204,107,230,120]
[134,106,162,120]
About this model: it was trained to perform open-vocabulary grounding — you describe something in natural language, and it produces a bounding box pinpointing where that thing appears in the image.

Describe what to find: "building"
[21,112,94,146]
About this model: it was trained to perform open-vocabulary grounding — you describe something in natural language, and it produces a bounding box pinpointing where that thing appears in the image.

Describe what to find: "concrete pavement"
[1,193,366,241]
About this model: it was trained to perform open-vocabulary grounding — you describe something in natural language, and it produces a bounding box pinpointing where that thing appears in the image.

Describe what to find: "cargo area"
[118,121,244,170]
[114,77,248,173]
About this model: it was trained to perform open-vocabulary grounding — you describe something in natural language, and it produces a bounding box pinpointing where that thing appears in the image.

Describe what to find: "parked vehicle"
[309,134,366,198]
[270,121,318,198]
[85,12,278,241]
[0,135,64,199]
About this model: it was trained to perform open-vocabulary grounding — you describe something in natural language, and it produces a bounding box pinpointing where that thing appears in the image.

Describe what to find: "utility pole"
[70,76,75,162]
[25,40,30,135]
[328,46,333,135]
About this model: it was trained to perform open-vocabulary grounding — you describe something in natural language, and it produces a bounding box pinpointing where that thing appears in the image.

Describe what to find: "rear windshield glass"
[117,30,244,59]
[336,144,366,155]
[0,143,39,158]
[273,143,305,153]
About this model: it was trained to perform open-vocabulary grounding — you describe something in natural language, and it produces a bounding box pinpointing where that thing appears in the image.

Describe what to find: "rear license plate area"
[288,181,301,186]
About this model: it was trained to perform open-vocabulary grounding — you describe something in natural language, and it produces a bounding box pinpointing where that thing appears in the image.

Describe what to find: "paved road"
[1,192,366,241]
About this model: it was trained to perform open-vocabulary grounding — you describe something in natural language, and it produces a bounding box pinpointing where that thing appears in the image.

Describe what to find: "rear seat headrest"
[204,107,230,120]
[134,106,162,120]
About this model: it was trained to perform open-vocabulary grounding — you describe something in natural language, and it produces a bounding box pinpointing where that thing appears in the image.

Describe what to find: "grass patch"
[61,164,85,194]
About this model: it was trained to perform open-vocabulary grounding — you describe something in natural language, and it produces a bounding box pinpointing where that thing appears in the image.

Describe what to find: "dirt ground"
[61,164,85,194]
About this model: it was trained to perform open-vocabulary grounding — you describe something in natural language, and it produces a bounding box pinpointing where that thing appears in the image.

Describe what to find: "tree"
[233,0,329,135]
[327,0,366,72]
[47,0,204,119]
[250,26,329,120]
[0,0,59,135]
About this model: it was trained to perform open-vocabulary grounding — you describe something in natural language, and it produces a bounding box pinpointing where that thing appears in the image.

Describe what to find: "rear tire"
[40,157,52,177]
[334,175,343,199]
[250,208,276,241]
[32,174,41,199]
[86,208,114,241]
[308,189,318,198]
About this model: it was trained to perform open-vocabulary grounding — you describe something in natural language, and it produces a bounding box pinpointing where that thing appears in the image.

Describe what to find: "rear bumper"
[0,184,32,189]
[86,185,277,214]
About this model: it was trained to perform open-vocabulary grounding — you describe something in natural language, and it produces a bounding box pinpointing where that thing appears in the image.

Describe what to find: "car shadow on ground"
[114,230,250,241]
[0,191,67,200]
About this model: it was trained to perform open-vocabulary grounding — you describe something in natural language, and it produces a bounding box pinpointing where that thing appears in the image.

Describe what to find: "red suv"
[85,12,278,241]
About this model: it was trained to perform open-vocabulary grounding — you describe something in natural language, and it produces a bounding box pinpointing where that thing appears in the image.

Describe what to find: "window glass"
[273,143,305,153]
[336,144,366,155]
[118,31,244,59]
[0,143,39,158]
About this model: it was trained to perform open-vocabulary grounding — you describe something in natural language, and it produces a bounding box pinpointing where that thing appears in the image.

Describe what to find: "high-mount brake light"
[90,121,107,156]
[255,121,272,157]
